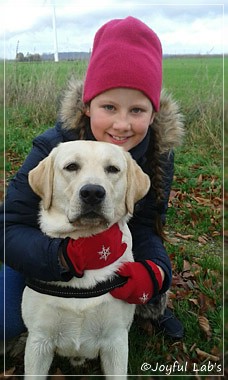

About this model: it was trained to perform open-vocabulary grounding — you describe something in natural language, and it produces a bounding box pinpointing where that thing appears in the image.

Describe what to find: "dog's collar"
[25,275,127,298]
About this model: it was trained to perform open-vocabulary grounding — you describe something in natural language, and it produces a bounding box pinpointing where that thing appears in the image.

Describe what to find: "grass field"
[1,56,225,378]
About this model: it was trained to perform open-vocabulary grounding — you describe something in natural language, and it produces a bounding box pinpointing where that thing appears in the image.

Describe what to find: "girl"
[0,16,184,344]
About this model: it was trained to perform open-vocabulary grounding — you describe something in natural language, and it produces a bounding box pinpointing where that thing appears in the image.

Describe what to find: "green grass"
[163,57,223,156]
[163,56,223,101]
[1,56,224,377]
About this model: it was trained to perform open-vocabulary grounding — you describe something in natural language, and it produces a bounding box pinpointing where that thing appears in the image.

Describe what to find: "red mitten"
[62,223,127,277]
[110,260,163,304]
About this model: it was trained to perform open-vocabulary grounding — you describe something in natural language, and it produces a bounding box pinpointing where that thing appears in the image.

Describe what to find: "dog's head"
[29,141,150,236]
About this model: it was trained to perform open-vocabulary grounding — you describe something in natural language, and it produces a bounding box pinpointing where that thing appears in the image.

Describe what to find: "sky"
[0,0,227,59]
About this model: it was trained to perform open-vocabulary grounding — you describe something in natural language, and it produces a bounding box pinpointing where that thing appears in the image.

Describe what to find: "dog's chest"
[22,288,135,359]
[50,305,105,357]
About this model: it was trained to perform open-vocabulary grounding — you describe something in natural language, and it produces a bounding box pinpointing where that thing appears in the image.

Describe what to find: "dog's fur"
[22,140,150,379]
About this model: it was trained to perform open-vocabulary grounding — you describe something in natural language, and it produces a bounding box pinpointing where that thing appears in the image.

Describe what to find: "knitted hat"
[83,16,162,111]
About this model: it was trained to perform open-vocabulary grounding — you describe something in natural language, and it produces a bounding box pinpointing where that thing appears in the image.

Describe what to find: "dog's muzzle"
[69,184,109,226]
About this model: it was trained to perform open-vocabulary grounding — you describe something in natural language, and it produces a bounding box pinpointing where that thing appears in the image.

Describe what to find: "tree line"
[16,52,42,62]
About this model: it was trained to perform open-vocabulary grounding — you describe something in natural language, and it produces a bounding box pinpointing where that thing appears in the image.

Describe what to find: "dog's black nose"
[80,184,106,205]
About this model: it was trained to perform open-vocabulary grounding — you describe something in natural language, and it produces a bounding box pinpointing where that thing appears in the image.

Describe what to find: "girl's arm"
[0,130,66,281]
[129,151,174,293]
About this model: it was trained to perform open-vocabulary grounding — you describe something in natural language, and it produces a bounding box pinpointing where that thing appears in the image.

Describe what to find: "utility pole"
[52,3,59,62]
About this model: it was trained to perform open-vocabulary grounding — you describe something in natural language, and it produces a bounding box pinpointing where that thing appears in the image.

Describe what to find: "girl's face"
[85,88,154,151]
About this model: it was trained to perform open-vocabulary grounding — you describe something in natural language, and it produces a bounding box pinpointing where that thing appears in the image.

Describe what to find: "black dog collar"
[25,275,127,298]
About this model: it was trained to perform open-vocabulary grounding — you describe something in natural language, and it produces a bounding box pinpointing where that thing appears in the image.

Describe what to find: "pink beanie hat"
[83,16,162,111]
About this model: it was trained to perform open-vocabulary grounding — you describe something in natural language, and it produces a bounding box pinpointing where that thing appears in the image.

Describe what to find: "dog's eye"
[105,165,120,174]
[64,163,80,172]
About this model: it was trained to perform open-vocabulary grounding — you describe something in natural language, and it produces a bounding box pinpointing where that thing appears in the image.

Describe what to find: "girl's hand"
[110,260,163,304]
[60,224,127,277]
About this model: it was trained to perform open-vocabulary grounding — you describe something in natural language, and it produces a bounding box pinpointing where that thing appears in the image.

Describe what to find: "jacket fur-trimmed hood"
[59,78,184,153]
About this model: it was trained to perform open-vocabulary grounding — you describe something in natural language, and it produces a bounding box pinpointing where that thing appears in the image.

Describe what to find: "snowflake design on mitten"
[139,292,149,304]
[98,245,111,261]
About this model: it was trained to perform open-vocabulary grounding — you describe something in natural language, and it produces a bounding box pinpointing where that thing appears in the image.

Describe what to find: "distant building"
[41,52,90,61]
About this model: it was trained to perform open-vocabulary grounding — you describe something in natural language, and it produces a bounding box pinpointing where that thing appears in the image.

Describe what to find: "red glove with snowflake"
[61,223,127,277]
[110,260,163,304]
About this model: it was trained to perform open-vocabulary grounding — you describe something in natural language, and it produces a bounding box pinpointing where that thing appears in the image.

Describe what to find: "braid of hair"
[147,127,165,204]
[146,126,167,239]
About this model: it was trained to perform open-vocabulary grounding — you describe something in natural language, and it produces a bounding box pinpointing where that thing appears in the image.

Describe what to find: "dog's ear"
[28,151,56,210]
[125,152,150,214]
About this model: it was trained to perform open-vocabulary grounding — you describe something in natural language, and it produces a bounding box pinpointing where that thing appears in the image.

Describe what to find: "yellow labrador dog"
[22,140,150,379]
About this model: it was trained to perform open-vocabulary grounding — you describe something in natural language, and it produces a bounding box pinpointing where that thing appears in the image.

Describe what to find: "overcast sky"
[0,0,227,59]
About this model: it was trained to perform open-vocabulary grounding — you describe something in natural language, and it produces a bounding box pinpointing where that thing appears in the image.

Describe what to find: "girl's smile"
[85,88,155,151]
